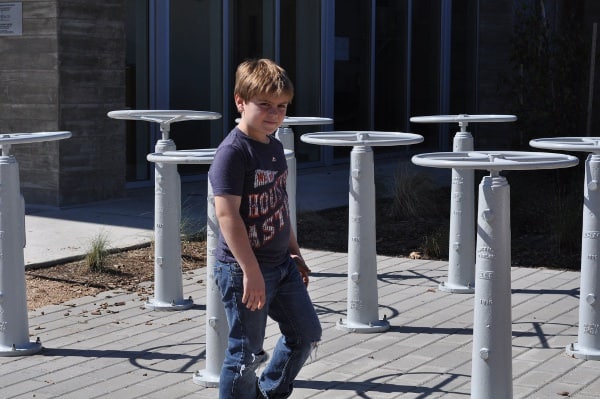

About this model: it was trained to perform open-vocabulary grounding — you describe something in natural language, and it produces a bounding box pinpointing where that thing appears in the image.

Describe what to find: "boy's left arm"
[289,228,311,287]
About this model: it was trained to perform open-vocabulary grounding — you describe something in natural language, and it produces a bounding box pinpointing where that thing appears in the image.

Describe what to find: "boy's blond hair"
[234,58,294,101]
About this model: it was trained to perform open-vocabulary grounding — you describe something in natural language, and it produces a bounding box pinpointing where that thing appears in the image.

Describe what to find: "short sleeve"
[208,144,246,197]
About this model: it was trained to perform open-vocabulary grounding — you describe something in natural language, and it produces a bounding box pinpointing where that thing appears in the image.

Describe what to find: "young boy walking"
[208,58,322,399]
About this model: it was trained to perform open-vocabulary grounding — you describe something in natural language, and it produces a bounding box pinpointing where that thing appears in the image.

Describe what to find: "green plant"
[180,196,208,242]
[86,233,110,273]
[419,225,449,260]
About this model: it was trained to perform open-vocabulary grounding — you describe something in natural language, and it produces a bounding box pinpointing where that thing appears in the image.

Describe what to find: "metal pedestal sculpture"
[0,131,71,356]
[301,131,423,333]
[108,110,221,310]
[410,114,516,293]
[412,151,578,399]
[530,137,600,360]
[144,149,223,386]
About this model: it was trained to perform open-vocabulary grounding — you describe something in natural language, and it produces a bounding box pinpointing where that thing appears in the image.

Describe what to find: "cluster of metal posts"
[0,131,71,356]
[530,137,600,360]
[409,115,516,293]
[301,131,423,333]
[411,151,578,399]
[107,110,221,311]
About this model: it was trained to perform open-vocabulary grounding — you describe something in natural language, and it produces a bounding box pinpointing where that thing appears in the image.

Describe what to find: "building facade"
[0,0,597,206]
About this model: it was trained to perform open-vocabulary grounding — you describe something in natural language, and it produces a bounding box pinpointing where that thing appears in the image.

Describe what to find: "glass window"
[169,0,224,175]
[125,0,150,182]
[280,0,326,164]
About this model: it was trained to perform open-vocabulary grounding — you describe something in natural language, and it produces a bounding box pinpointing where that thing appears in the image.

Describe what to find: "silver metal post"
[443,131,476,293]
[529,137,600,360]
[471,173,512,399]
[146,138,193,311]
[338,145,389,333]
[194,179,227,386]
[412,150,578,398]
[301,131,423,334]
[567,153,600,359]
[275,127,295,235]
[0,131,71,356]
[0,155,42,356]
[107,110,221,311]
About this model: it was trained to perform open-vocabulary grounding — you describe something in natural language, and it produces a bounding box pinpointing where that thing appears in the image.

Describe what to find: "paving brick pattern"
[1,249,597,398]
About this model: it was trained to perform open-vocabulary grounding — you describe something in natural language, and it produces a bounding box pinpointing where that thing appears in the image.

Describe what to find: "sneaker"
[254,350,269,365]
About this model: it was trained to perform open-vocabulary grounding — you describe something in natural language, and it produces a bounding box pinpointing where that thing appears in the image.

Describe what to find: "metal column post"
[0,155,42,356]
[568,153,600,359]
[339,145,388,332]
[107,110,221,311]
[412,150,578,399]
[301,131,423,334]
[275,126,296,235]
[471,173,512,399]
[444,128,475,293]
[0,131,71,356]
[147,137,193,310]
[194,179,228,386]
[529,137,600,360]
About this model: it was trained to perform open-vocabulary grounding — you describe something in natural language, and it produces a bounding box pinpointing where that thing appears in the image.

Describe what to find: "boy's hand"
[242,269,266,311]
[291,255,311,287]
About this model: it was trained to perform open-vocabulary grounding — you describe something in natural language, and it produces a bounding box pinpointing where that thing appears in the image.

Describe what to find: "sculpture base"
[439,281,474,294]
[566,342,600,360]
[145,297,194,311]
[0,341,43,357]
[193,369,220,388]
[336,318,390,333]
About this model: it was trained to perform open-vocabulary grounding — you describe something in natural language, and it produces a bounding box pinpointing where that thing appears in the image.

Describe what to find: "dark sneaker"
[254,350,269,365]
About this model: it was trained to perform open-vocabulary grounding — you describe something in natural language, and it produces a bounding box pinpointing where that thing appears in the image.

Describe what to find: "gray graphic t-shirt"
[208,127,290,268]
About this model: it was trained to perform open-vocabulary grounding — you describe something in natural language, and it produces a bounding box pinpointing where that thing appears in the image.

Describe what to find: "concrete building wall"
[0,0,126,207]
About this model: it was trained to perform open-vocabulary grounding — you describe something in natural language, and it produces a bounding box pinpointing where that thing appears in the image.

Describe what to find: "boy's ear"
[234,94,245,113]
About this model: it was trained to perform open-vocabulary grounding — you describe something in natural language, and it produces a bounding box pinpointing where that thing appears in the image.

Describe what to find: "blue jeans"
[215,257,322,399]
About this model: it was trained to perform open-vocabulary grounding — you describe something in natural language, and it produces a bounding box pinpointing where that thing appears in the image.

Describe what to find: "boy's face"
[235,93,291,142]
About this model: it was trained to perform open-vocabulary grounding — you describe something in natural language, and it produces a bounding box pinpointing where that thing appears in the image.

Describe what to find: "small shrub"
[86,233,110,273]
[420,225,449,260]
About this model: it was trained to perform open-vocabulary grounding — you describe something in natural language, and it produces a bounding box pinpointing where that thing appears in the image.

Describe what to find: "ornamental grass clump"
[86,233,110,273]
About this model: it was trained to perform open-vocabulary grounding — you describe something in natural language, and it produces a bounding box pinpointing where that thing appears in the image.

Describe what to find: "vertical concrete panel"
[0,0,126,206]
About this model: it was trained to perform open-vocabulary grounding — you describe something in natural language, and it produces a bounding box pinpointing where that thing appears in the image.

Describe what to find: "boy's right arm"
[214,194,266,311]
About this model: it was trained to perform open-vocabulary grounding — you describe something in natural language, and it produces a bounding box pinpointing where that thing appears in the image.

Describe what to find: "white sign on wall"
[0,2,22,36]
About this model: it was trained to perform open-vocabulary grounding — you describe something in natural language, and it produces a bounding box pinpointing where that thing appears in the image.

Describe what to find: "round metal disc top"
[0,131,71,145]
[530,137,600,153]
[108,110,222,123]
[280,117,333,126]
[147,149,294,164]
[147,149,218,165]
[412,151,578,171]
[301,131,423,147]
[410,114,517,124]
